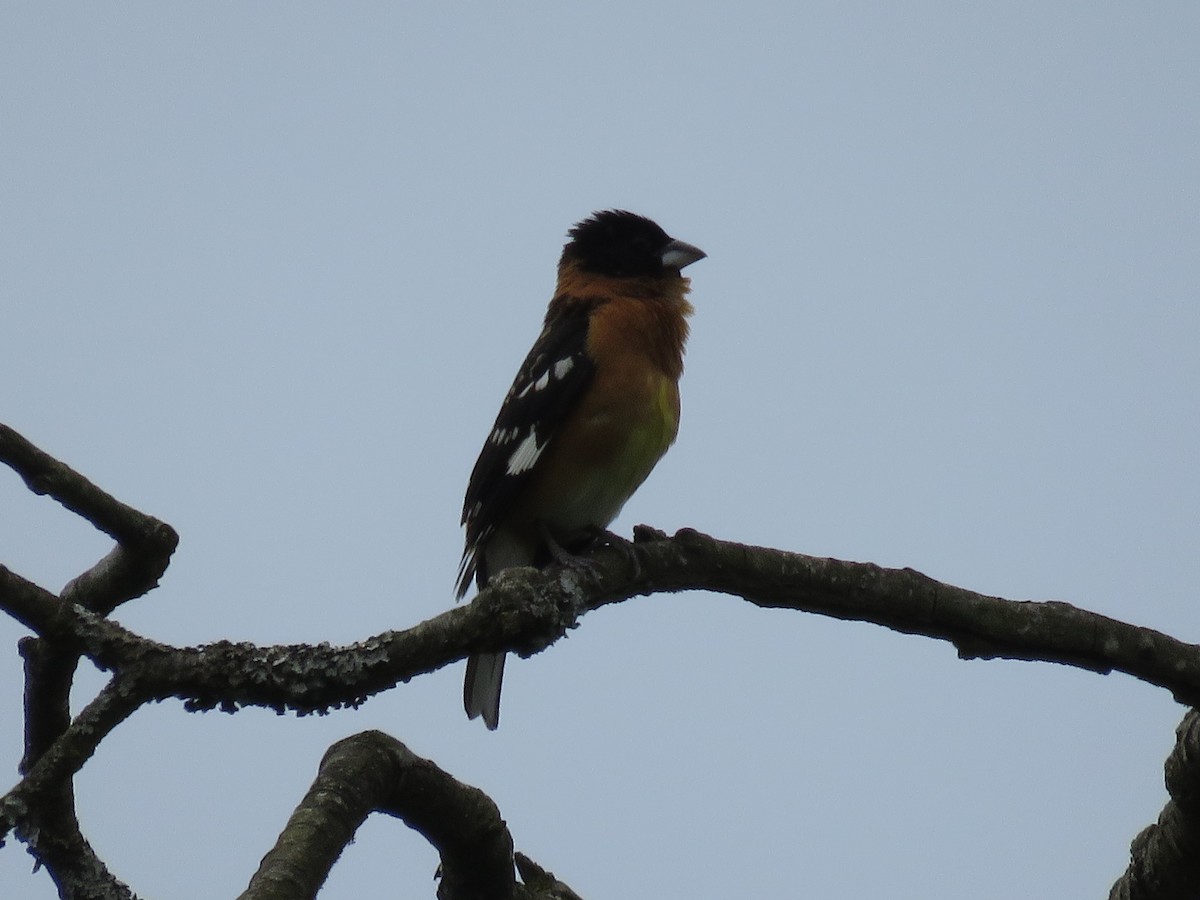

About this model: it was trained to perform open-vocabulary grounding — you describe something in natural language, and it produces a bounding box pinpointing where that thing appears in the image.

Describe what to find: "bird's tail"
[464,652,505,730]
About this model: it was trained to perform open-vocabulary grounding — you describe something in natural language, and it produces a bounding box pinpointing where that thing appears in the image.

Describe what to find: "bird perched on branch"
[456,210,706,729]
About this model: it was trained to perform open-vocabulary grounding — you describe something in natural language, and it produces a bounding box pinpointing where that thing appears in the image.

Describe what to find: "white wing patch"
[505,432,545,475]
[513,354,578,400]
[489,352,582,475]
[488,426,521,446]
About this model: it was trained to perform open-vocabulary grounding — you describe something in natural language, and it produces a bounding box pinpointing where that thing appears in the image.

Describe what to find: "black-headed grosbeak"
[457,210,706,729]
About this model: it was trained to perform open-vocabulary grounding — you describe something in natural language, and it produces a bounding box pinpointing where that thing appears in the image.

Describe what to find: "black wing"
[456,303,596,597]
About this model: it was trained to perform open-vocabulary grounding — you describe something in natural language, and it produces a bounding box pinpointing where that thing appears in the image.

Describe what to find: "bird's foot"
[537,522,604,581]
[584,526,643,580]
[537,524,643,581]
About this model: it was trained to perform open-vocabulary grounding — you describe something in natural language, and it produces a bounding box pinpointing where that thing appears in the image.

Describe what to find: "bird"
[456,209,706,729]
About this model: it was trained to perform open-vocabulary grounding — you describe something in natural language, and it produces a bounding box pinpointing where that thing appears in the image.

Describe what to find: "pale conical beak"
[661,239,707,271]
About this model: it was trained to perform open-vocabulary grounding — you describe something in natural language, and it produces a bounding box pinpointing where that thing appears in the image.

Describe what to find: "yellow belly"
[523,368,680,534]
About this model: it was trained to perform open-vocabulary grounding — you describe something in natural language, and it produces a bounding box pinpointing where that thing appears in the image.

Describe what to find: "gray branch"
[240,731,573,900]
[3,421,1198,899]
[1108,710,1200,899]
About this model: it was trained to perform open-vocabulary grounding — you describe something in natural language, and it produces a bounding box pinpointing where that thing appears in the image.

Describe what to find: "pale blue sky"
[2,4,1198,898]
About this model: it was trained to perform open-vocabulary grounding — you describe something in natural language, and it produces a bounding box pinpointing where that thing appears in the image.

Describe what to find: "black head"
[561,210,705,277]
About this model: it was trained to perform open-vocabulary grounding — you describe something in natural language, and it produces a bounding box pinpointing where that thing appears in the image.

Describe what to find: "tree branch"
[2,423,177,770]
[2,424,174,899]
[2,675,143,899]
[3,677,143,837]
[1108,709,1200,899]
[6,528,1200,721]
[5,423,1200,900]
[239,731,520,900]
[0,424,178,562]
[591,526,1200,706]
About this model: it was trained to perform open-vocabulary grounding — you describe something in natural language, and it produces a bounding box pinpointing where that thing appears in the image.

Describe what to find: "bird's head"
[561,210,705,277]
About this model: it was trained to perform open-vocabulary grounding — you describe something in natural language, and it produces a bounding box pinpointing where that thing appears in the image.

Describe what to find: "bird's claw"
[585,527,643,580]
[537,523,644,581]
